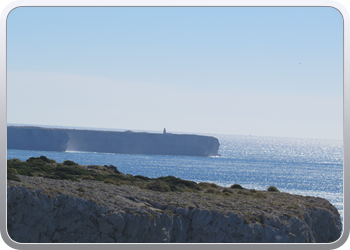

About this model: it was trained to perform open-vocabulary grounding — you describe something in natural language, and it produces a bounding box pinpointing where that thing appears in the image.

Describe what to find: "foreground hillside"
[7,156,342,243]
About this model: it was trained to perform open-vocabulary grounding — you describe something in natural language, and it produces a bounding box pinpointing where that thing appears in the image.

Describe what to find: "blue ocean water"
[7,132,343,224]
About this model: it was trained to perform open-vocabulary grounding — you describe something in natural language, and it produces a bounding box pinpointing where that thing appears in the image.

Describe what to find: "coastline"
[7,157,342,243]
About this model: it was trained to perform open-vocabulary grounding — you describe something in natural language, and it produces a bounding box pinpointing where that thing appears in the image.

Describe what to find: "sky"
[6,7,343,139]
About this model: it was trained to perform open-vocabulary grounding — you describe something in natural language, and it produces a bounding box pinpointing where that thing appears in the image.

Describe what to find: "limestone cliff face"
[7,126,69,152]
[7,126,220,157]
[7,185,341,243]
[66,129,220,157]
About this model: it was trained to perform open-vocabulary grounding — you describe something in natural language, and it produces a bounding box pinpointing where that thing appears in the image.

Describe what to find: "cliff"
[7,126,69,152]
[7,126,220,157]
[7,157,342,243]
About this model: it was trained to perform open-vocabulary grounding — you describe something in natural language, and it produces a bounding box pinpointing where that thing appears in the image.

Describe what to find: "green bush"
[26,157,47,165]
[222,188,233,194]
[55,165,85,175]
[26,157,44,163]
[82,175,95,180]
[91,173,105,181]
[237,190,249,195]
[7,168,21,182]
[134,175,151,181]
[237,189,267,199]
[8,158,21,162]
[146,180,171,192]
[10,164,34,176]
[76,187,85,192]
[267,186,280,192]
[43,172,79,182]
[183,188,198,193]
[63,160,78,166]
[256,192,267,198]
[230,184,244,189]
[8,168,18,174]
[104,179,121,185]
[157,176,199,191]
[223,192,232,197]
[38,156,56,163]
[198,182,219,189]
[87,165,100,169]
[204,188,216,193]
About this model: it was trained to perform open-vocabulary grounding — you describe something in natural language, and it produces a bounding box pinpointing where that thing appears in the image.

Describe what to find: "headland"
[7,126,220,157]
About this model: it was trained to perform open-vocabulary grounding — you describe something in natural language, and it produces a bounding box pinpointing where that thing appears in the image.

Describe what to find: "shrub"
[63,160,78,166]
[208,183,219,188]
[26,157,44,163]
[146,180,171,192]
[24,156,54,167]
[54,172,67,179]
[175,183,187,189]
[43,174,61,180]
[237,190,249,195]
[105,165,120,173]
[198,182,219,189]
[8,168,18,174]
[7,168,21,182]
[251,216,261,223]
[55,165,85,175]
[38,156,56,163]
[222,192,232,197]
[76,187,85,192]
[12,164,34,176]
[82,175,95,180]
[204,188,221,194]
[157,176,199,191]
[256,192,267,198]
[222,188,233,194]
[283,213,292,219]
[230,184,244,189]
[183,188,198,193]
[237,189,267,199]
[104,179,121,185]
[243,217,250,224]
[8,158,21,162]
[267,186,280,192]
[87,165,100,169]
[204,188,215,193]
[43,172,79,182]
[134,175,151,181]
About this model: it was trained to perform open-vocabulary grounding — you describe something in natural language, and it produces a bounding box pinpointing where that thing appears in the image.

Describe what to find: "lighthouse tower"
[163,128,166,134]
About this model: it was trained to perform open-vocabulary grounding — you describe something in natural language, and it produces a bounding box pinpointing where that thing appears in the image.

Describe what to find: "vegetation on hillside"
[7,156,277,195]
[8,156,339,229]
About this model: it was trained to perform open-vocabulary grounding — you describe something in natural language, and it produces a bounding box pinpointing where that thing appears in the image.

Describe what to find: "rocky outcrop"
[7,126,220,157]
[7,181,342,243]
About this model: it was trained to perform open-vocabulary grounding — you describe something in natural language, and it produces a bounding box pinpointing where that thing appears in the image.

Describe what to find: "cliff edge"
[7,157,342,243]
[7,126,220,157]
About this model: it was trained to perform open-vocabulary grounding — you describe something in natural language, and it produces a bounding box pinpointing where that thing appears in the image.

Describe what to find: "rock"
[7,184,342,243]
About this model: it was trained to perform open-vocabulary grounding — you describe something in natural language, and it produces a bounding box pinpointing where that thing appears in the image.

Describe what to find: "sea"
[6,125,344,226]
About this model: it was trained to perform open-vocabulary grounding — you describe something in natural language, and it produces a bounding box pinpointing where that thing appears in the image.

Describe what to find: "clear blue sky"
[7,7,343,139]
